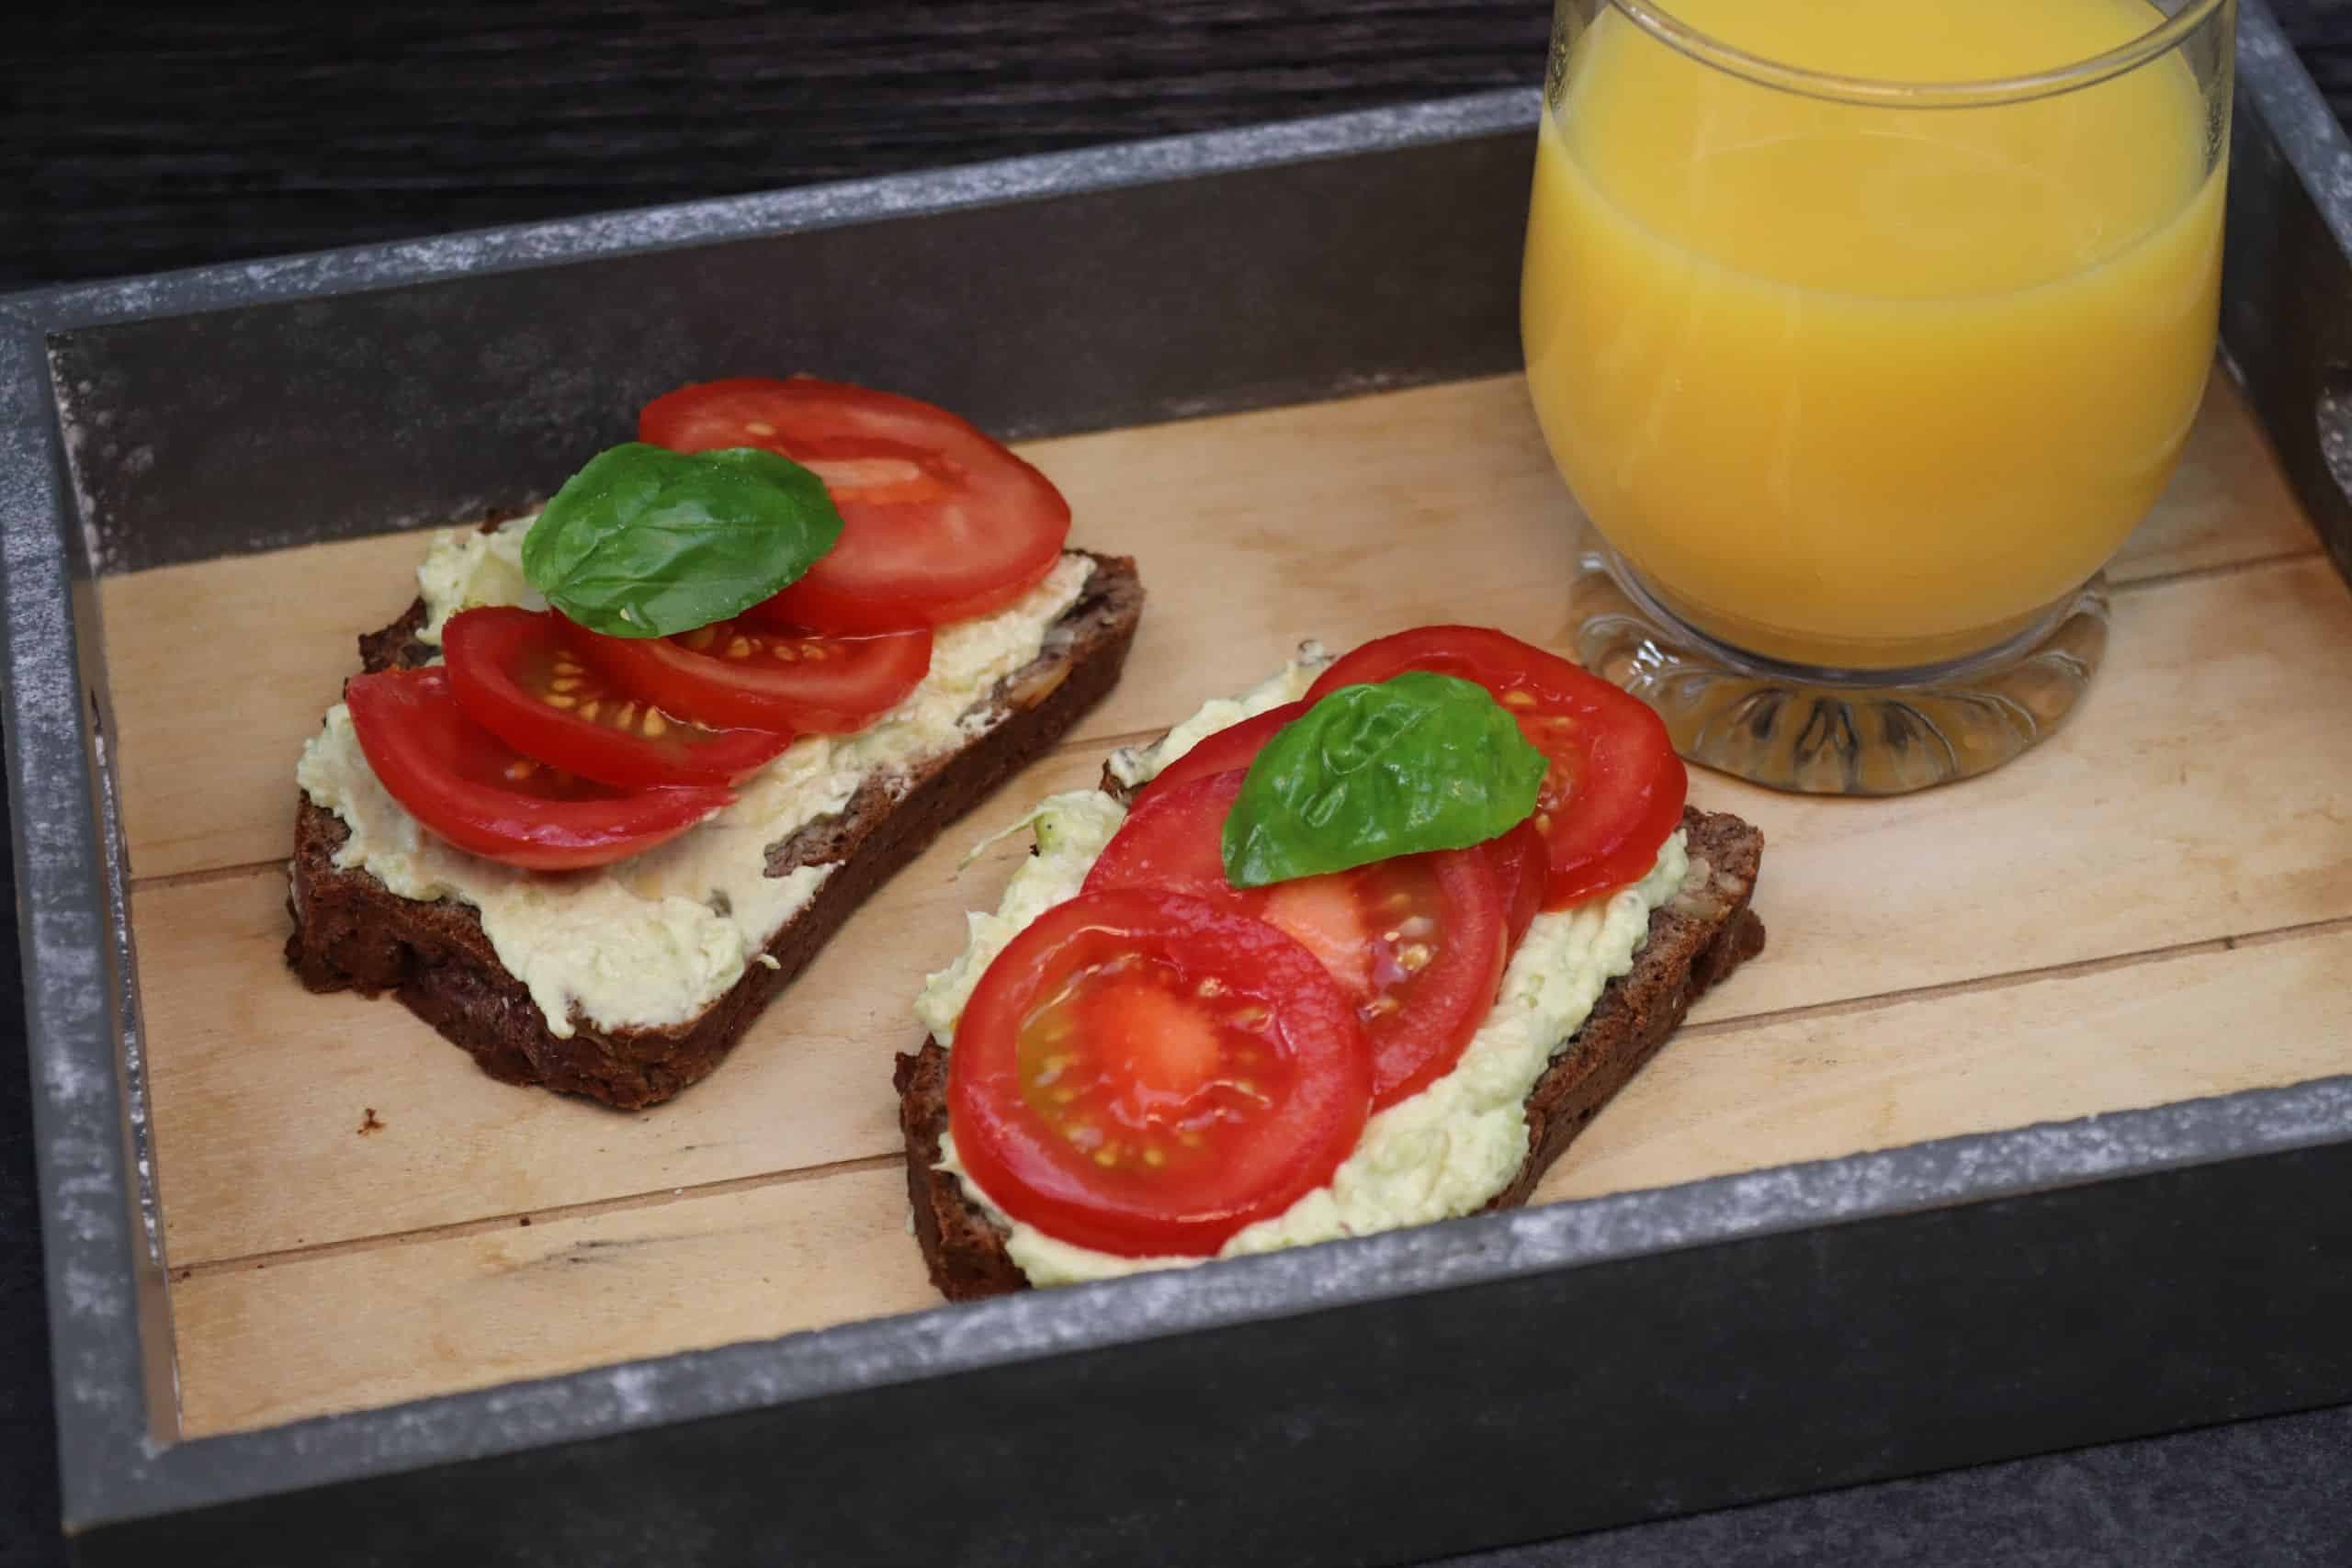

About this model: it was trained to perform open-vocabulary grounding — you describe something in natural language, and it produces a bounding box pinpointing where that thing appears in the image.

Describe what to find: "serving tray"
[5,2,2349,1562]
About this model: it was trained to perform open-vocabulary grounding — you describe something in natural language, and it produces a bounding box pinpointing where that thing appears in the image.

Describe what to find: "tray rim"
[6,4,2350,1542]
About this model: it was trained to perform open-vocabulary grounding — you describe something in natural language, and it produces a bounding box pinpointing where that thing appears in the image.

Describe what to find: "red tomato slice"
[345,667,729,871]
[1484,817,1548,956]
[639,377,1071,635]
[568,616,931,736]
[949,888,1372,1258]
[1085,770,1509,1110]
[442,608,792,788]
[1306,626,1687,908]
[1132,700,1308,805]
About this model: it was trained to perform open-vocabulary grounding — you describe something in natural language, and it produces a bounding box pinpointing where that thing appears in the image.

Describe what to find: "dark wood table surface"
[8,4,2352,1564]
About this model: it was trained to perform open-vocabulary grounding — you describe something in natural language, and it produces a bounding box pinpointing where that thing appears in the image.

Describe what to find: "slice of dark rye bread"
[284,548,1145,1111]
[895,802,1765,1301]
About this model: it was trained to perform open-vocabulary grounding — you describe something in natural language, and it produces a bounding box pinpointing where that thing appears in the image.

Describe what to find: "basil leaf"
[1221,672,1547,888]
[520,444,843,637]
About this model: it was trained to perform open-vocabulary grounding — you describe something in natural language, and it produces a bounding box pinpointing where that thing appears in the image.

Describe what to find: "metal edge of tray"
[6,7,2349,1558]
[2228,0,2352,587]
[54,1090,2352,1566]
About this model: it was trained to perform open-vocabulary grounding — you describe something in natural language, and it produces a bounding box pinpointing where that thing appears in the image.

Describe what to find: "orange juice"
[1521,0,2224,670]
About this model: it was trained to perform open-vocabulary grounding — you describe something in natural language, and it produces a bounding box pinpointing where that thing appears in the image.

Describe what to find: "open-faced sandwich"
[898,626,1764,1296]
[287,378,1144,1107]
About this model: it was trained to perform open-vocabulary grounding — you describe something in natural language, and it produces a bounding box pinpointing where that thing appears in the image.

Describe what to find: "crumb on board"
[357,1107,385,1135]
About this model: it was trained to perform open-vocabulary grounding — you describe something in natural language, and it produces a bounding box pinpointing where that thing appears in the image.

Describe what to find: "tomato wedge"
[949,887,1372,1258]
[1086,770,1509,1109]
[443,608,792,788]
[1133,700,1308,805]
[1306,626,1687,908]
[639,377,1071,635]
[568,616,930,736]
[345,667,729,871]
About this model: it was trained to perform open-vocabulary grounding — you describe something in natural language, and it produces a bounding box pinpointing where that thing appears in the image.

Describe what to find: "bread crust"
[284,550,1144,1110]
[896,805,1765,1301]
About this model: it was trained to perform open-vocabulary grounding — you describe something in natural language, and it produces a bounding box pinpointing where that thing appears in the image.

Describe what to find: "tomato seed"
[684,627,717,652]
[1143,1146,1166,1168]
[545,694,576,709]
[726,637,752,660]
[549,676,581,694]
[615,703,636,728]
[644,710,668,738]
[578,700,599,721]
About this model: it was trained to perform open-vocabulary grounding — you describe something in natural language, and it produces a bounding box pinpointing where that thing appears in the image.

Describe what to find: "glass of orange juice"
[1524,0,2233,793]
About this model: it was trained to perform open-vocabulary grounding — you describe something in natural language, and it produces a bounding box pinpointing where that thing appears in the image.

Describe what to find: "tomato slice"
[1085,770,1509,1110]
[568,616,930,736]
[949,887,1372,1258]
[1483,817,1549,956]
[1133,700,1308,805]
[442,608,793,788]
[1306,626,1687,908]
[345,667,729,871]
[639,377,1071,635]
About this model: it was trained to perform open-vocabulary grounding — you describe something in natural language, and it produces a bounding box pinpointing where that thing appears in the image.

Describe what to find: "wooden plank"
[98,367,2314,881]
[168,1164,935,1439]
[136,554,2352,1265]
[1541,927,2352,1206]
[169,926,2352,1438]
[102,528,426,882]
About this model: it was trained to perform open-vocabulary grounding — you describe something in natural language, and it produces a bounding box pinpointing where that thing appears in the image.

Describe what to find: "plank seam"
[1681,912,2352,1041]
[2108,543,2326,594]
[167,1150,907,1280]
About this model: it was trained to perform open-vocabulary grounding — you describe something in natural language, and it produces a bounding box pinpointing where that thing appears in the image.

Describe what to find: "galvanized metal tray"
[5,1,2349,1561]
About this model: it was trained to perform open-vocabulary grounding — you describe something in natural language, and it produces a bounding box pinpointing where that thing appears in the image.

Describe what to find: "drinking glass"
[1524,0,2233,793]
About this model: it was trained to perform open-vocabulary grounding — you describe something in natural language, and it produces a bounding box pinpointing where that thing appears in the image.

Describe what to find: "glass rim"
[1607,0,2231,108]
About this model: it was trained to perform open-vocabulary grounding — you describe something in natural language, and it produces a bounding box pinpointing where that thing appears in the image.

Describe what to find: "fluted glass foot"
[1570,536,2108,795]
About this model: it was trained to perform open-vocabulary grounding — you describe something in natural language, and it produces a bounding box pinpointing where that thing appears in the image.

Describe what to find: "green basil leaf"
[1221,671,1547,888]
[520,443,843,637]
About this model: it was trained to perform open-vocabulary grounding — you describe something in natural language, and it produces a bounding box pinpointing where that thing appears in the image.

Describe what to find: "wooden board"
[167,927,2352,1437]
[100,368,2352,1438]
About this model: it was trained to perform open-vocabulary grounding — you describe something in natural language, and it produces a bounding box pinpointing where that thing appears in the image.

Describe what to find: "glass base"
[1570,535,2109,795]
